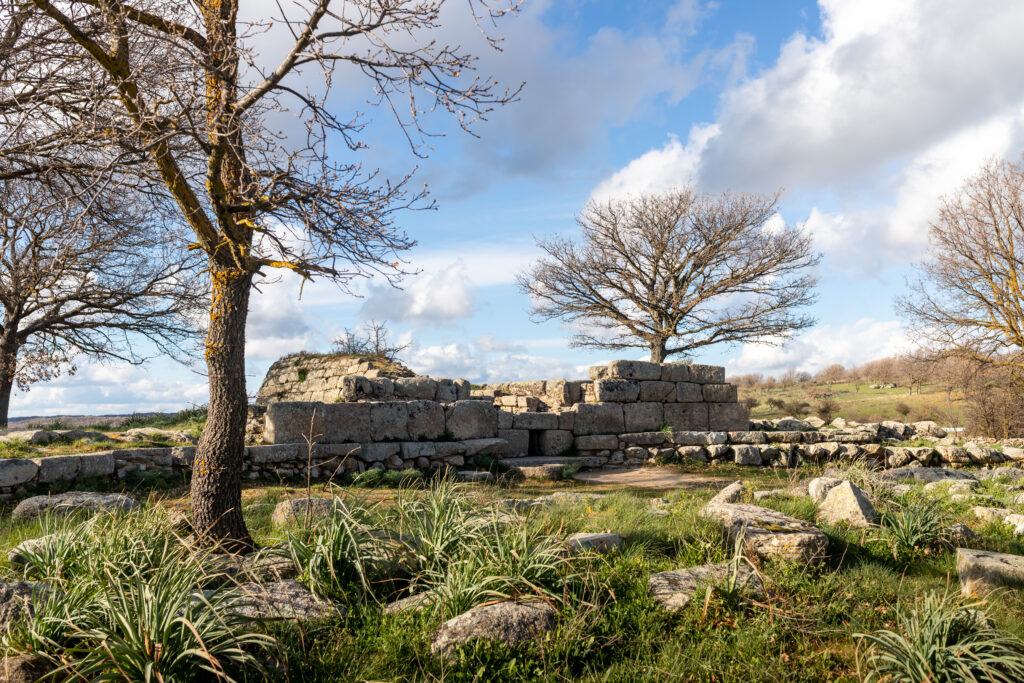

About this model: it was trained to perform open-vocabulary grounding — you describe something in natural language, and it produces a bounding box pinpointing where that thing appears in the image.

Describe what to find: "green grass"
[0,466,1023,680]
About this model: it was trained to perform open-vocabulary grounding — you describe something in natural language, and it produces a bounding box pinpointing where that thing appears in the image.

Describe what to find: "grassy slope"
[2,466,1023,681]
[742,381,966,426]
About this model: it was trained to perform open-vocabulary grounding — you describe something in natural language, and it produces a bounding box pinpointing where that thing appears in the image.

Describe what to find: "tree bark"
[191,265,253,551]
[650,338,668,363]
[0,335,18,430]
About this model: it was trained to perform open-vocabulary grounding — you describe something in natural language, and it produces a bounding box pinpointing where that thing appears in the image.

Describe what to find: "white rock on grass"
[0,582,51,632]
[947,523,977,545]
[701,502,829,564]
[649,562,764,611]
[430,600,556,657]
[957,548,1024,596]
[564,532,623,554]
[974,506,1011,523]
[228,580,342,620]
[456,470,494,483]
[878,467,975,484]
[270,497,345,526]
[817,481,878,528]
[12,492,138,520]
[707,481,750,506]
[807,477,842,503]
[384,591,435,614]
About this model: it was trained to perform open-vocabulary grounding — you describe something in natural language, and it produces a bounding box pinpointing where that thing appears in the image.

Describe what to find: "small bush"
[856,591,1024,682]
[766,397,786,411]
[815,398,840,422]
[783,400,811,417]
[895,401,912,419]
[880,494,948,560]
[742,396,760,410]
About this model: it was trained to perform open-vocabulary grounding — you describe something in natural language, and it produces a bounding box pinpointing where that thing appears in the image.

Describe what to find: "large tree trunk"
[191,265,253,551]
[650,338,668,363]
[0,335,18,430]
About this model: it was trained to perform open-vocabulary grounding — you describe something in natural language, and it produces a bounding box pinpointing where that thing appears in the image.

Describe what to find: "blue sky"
[12,0,1024,416]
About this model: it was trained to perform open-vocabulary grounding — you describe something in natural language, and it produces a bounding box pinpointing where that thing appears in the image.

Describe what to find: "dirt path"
[571,467,730,491]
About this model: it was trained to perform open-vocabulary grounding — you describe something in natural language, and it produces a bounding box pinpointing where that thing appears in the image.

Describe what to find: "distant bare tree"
[0,178,203,428]
[4,0,522,548]
[518,189,820,362]
[331,320,409,362]
[900,158,1024,374]
[815,363,846,388]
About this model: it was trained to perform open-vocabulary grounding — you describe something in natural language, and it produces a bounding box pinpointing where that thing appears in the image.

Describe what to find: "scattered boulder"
[0,430,57,445]
[957,548,1024,597]
[947,523,977,545]
[974,506,1011,523]
[384,591,435,614]
[122,427,198,444]
[0,582,48,633]
[456,470,494,483]
[877,467,974,484]
[513,464,563,481]
[228,580,342,620]
[270,497,345,526]
[807,477,842,503]
[774,417,810,431]
[701,502,829,564]
[707,481,750,506]
[564,532,623,554]
[975,466,1024,482]
[431,600,556,657]
[817,481,878,528]
[649,562,764,611]
[912,421,947,439]
[803,416,826,429]
[924,480,977,495]
[7,536,56,567]
[12,492,138,520]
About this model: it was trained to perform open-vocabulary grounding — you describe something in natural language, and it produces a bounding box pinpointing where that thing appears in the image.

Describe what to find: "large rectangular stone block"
[407,400,445,441]
[572,403,625,435]
[435,379,458,403]
[538,430,574,457]
[676,382,702,402]
[702,383,738,403]
[639,381,676,402]
[33,455,80,484]
[361,442,400,462]
[264,402,324,444]
[588,365,608,380]
[558,411,575,431]
[660,363,691,382]
[78,452,115,478]
[593,379,640,402]
[623,402,664,432]
[323,402,372,443]
[513,412,559,430]
[246,444,302,464]
[664,403,710,431]
[575,434,618,450]
[370,402,409,441]
[0,459,38,488]
[445,401,497,440]
[498,429,529,457]
[689,364,726,384]
[394,377,438,400]
[606,360,662,380]
[709,403,749,431]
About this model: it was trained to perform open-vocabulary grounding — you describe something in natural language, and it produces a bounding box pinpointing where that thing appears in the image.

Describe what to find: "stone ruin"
[260,358,750,473]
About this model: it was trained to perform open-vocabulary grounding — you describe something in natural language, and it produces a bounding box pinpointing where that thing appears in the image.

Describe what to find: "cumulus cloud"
[360,261,474,326]
[726,318,911,377]
[407,335,584,383]
[246,271,317,361]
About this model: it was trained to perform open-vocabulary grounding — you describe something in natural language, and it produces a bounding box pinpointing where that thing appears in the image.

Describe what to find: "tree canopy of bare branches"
[518,188,820,362]
[0,177,204,428]
[3,0,522,548]
[899,158,1024,374]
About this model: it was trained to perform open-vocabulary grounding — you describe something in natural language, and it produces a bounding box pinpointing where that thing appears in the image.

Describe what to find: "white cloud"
[361,261,474,326]
[246,271,317,361]
[407,336,585,383]
[726,318,911,377]
[589,124,720,202]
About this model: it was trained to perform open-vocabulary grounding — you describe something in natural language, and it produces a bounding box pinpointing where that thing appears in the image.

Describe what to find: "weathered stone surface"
[877,467,975,484]
[538,430,573,457]
[936,446,970,464]
[0,459,38,489]
[817,481,878,528]
[393,377,438,401]
[649,562,764,611]
[572,403,625,436]
[462,438,508,457]
[639,381,677,402]
[702,384,738,403]
[564,532,623,554]
[246,444,301,464]
[512,464,564,480]
[593,379,640,403]
[31,455,81,484]
[8,536,54,567]
[457,470,495,483]
[708,481,750,506]
[688,364,725,384]
[229,580,342,620]
[729,431,766,444]
[12,492,138,520]
[406,400,445,441]
[663,403,709,431]
[774,417,810,431]
[77,451,115,478]
[974,506,1011,522]
[623,402,663,433]
[701,502,829,563]
[368,402,409,441]
[265,402,325,444]
[957,548,1024,596]
[445,401,497,440]
[606,360,662,381]
[271,497,345,526]
[732,445,762,466]
[708,403,749,432]
[513,412,559,431]
[620,432,667,446]
[947,523,977,545]
[675,382,702,402]
[0,582,47,633]
[913,421,948,438]
[498,429,529,457]
[588,365,607,380]
[0,430,54,446]
[384,591,435,614]
[0,654,53,683]
[361,442,400,462]
[430,600,556,656]
[660,363,690,382]
[807,477,843,503]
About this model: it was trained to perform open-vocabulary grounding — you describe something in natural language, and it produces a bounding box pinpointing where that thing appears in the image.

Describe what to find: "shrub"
[880,495,948,560]
[766,397,786,411]
[742,396,760,410]
[895,401,912,419]
[783,400,811,417]
[815,398,840,422]
[856,591,1024,682]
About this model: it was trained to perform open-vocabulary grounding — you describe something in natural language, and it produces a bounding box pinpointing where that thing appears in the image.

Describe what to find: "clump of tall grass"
[5,509,277,681]
[879,493,949,560]
[856,591,1024,682]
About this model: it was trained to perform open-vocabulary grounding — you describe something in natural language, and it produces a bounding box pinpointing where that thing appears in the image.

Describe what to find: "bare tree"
[331,320,409,362]
[899,158,1024,375]
[518,189,820,362]
[0,177,203,428]
[4,0,522,548]
[815,363,846,388]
